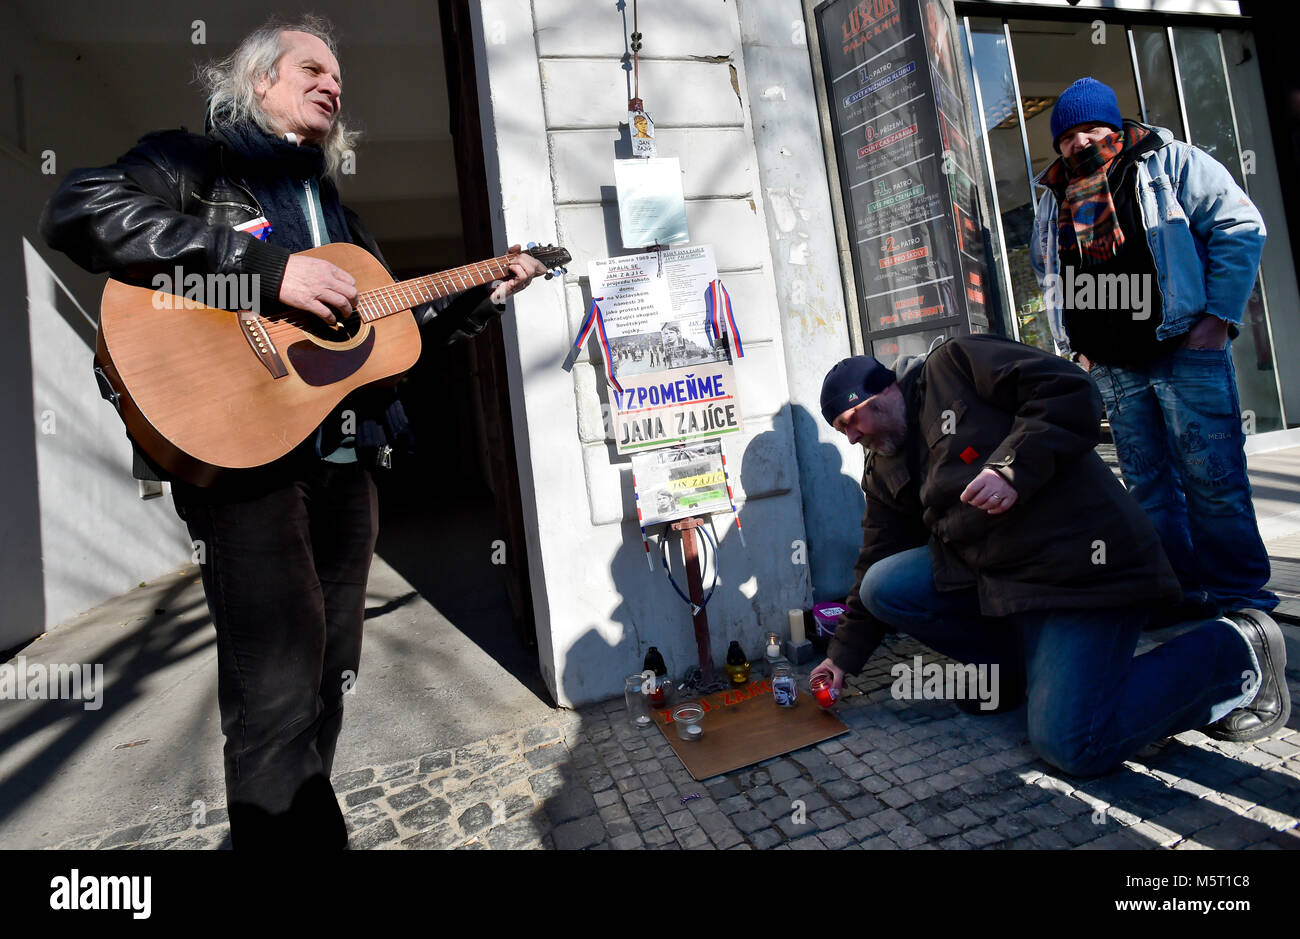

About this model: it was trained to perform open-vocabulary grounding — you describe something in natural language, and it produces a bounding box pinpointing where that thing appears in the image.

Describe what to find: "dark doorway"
[366,0,548,703]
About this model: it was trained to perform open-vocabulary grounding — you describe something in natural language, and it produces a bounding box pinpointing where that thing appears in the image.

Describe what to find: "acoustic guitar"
[94,241,570,486]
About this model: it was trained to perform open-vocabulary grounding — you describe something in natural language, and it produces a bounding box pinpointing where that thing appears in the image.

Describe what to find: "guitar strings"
[256,256,516,341]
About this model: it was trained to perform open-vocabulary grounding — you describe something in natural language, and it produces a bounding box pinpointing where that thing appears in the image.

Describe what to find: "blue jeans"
[862,547,1255,777]
[1090,345,1276,612]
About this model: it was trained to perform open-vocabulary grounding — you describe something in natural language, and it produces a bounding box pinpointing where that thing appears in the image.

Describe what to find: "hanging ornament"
[629,96,657,158]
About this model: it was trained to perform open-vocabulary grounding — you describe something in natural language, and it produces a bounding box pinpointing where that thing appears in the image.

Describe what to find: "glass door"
[959,10,1289,430]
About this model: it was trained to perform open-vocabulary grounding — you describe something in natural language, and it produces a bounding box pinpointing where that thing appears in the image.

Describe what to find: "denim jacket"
[1030,122,1265,354]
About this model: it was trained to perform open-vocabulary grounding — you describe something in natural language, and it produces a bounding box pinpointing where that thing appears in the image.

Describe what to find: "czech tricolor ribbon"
[234,216,274,242]
[704,279,744,358]
[631,472,654,571]
[720,443,745,547]
[573,297,623,393]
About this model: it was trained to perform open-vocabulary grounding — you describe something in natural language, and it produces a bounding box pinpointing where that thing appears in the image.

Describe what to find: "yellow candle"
[789,609,805,644]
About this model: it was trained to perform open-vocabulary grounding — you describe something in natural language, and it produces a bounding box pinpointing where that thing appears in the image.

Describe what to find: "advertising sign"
[815,0,990,348]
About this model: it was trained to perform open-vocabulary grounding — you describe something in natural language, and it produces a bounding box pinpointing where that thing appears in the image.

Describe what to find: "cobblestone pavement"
[55,631,1300,851]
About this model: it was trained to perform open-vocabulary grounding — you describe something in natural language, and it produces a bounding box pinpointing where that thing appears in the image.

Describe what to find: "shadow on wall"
[789,403,865,604]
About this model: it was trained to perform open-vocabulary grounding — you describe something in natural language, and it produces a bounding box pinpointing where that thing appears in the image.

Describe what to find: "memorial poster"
[631,441,732,525]
[611,361,743,453]
[614,157,689,248]
[588,245,726,380]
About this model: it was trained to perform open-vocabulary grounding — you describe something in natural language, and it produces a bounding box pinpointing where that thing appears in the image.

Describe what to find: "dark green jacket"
[828,334,1180,674]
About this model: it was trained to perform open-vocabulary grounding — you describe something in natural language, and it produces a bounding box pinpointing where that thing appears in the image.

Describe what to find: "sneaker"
[1203,609,1291,743]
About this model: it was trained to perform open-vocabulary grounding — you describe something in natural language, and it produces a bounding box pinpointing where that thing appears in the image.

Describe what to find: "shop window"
[1131,27,1185,139]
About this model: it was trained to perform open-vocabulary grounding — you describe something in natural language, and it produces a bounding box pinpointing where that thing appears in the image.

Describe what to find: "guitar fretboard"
[355,255,516,321]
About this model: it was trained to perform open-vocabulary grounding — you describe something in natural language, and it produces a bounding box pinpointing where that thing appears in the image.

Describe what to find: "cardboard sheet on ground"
[653,678,849,780]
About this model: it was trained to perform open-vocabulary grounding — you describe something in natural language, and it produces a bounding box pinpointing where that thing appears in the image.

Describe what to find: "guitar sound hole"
[288,309,364,344]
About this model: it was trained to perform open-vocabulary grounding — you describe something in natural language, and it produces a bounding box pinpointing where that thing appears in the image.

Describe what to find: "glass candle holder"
[810,673,838,709]
[647,676,674,710]
[725,640,751,685]
[624,674,652,728]
[764,632,782,667]
[671,703,705,741]
[772,662,797,708]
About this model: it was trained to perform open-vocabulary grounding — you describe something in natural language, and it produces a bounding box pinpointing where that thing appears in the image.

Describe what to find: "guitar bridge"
[239,311,289,378]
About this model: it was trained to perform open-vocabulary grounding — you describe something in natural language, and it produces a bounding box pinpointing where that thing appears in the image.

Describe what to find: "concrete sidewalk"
[5,447,1300,851]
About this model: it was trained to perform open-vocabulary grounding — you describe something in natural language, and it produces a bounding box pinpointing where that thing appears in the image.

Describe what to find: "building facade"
[4,0,1296,707]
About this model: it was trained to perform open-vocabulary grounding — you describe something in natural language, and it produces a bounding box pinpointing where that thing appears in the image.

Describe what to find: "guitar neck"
[355,254,515,322]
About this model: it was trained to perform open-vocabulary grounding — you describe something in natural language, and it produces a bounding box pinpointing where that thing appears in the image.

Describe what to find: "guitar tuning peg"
[544,272,554,280]
[526,241,538,250]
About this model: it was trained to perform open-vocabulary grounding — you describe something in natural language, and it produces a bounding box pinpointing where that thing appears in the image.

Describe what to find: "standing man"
[40,17,546,848]
[812,336,1289,777]
[1030,77,1275,618]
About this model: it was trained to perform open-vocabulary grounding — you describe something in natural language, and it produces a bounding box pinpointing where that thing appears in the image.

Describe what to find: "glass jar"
[764,631,783,673]
[624,674,652,728]
[671,702,705,741]
[647,675,674,710]
[772,663,797,708]
[810,672,838,709]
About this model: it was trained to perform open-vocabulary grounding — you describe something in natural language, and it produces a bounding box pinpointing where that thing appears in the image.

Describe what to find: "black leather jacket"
[39,125,501,482]
[39,124,501,345]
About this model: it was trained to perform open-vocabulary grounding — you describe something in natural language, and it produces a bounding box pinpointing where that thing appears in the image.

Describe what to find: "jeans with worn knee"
[861,547,1255,776]
[1090,345,1275,612]
[173,460,378,848]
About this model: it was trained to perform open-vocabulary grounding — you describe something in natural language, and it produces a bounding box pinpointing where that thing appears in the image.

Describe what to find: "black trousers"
[173,460,378,849]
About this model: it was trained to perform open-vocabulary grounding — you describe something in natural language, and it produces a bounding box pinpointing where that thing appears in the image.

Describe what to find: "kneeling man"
[811,334,1288,776]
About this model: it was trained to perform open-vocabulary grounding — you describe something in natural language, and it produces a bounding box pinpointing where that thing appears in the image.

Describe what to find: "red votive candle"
[810,674,837,709]
[649,682,667,709]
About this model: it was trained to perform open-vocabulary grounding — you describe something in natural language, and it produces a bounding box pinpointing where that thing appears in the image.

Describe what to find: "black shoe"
[1203,610,1291,743]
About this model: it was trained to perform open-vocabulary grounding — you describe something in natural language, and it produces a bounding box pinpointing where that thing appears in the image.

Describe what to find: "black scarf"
[214,119,351,252]
[214,119,413,469]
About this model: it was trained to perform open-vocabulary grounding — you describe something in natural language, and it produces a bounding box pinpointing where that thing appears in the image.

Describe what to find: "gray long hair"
[199,14,358,179]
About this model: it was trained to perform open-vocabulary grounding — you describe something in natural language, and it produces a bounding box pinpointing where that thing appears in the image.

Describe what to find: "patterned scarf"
[1043,124,1150,266]
[213,119,351,253]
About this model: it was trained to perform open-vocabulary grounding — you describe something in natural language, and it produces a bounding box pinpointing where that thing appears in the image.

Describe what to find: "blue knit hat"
[820,356,896,426]
[1050,78,1123,152]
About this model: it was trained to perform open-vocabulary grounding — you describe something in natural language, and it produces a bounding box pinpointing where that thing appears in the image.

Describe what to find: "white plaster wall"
[735,0,868,604]
[475,0,813,706]
[24,244,193,632]
[0,3,193,648]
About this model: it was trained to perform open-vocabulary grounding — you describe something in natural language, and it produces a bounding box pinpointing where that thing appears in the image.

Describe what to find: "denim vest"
[1030,123,1265,354]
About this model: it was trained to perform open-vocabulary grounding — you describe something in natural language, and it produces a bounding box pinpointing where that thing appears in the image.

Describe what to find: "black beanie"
[820,356,896,426]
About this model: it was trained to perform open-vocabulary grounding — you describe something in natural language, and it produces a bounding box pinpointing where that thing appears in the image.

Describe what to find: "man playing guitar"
[40,16,546,848]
